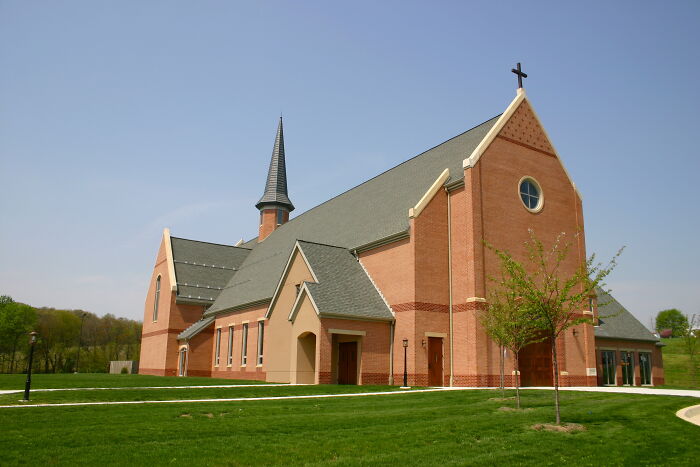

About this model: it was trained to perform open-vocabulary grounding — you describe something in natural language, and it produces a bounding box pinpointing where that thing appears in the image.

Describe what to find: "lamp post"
[402,338,409,388]
[23,331,38,401]
[75,312,86,373]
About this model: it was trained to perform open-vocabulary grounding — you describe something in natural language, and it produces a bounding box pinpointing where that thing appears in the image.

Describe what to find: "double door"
[621,351,634,386]
[601,350,616,385]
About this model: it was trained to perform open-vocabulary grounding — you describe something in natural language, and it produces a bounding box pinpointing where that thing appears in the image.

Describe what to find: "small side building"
[594,290,665,386]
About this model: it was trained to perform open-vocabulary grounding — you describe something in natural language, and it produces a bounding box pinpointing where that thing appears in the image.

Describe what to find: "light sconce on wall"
[572,328,578,337]
[421,339,426,348]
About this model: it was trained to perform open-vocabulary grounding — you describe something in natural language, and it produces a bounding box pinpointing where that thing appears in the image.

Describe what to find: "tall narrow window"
[257,322,265,365]
[153,276,161,322]
[215,328,222,366]
[241,323,248,365]
[639,352,652,385]
[227,326,234,366]
[178,348,187,377]
[277,209,284,225]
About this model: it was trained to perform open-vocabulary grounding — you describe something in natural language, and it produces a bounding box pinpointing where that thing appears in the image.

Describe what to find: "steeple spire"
[256,117,294,212]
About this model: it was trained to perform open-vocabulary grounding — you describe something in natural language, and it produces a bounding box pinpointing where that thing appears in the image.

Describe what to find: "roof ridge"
[170,236,252,250]
[296,239,349,250]
[269,115,501,232]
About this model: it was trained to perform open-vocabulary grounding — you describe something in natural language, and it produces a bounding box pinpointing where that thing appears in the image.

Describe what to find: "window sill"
[256,364,263,368]
[240,364,247,368]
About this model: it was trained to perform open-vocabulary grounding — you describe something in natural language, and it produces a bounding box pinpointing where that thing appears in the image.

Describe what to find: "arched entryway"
[296,332,316,384]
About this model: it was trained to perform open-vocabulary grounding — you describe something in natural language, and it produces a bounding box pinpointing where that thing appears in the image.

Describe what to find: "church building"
[139,82,664,387]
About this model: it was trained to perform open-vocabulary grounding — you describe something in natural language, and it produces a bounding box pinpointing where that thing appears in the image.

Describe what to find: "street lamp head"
[402,338,408,348]
[29,331,38,344]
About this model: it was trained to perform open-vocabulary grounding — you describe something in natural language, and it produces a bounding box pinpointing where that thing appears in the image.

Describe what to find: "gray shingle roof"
[256,117,294,211]
[178,316,215,341]
[595,289,659,342]
[205,116,499,316]
[296,241,393,321]
[170,237,251,303]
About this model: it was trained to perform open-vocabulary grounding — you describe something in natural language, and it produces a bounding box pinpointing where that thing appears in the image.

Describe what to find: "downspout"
[445,187,454,387]
[389,321,395,386]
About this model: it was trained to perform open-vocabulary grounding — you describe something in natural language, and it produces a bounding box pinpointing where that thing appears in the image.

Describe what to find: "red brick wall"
[258,208,289,242]
[210,304,268,381]
[454,99,596,387]
[139,237,207,376]
[318,318,391,385]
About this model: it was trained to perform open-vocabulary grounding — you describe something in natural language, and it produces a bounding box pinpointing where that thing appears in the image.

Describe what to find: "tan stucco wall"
[290,294,321,384]
[265,248,316,382]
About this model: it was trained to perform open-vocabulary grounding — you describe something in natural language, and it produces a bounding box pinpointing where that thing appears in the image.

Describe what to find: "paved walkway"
[0,387,436,409]
[519,386,700,398]
[0,383,295,395]
[676,404,700,427]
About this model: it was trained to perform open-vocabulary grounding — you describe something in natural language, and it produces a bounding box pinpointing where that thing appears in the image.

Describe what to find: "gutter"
[445,186,454,387]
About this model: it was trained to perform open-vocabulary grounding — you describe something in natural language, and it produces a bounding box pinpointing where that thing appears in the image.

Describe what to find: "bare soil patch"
[498,406,533,412]
[531,423,586,433]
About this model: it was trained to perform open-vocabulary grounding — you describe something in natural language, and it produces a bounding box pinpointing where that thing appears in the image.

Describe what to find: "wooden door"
[428,337,443,386]
[338,342,358,385]
[518,339,553,386]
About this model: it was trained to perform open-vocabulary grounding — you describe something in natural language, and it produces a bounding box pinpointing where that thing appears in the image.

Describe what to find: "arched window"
[153,275,161,322]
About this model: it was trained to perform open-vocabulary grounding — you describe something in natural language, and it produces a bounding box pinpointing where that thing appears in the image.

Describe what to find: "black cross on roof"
[511,62,527,89]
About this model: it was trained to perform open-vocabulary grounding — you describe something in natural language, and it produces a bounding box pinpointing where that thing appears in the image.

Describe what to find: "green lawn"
[660,338,699,389]
[0,373,271,390]
[0,375,697,466]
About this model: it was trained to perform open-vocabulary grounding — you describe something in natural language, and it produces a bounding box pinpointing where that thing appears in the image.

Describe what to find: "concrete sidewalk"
[519,386,700,398]
[0,383,295,395]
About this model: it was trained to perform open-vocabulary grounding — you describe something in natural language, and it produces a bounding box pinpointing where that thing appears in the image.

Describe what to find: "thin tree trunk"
[10,336,19,373]
[515,352,520,409]
[551,338,561,425]
[500,345,505,397]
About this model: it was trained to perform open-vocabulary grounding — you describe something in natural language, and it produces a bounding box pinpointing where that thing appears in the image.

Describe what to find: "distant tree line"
[0,295,142,374]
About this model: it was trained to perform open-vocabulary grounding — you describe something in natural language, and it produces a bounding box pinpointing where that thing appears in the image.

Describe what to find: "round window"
[519,177,543,212]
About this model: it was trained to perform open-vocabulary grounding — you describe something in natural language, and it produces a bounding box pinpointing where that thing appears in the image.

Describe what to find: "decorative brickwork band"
[319,371,332,384]
[391,301,487,313]
[361,373,390,385]
[391,302,449,313]
[141,328,186,338]
[453,301,487,313]
[210,370,266,381]
[138,368,177,377]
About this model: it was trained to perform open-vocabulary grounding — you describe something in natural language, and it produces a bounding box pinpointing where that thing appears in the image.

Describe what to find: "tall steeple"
[256,117,294,241]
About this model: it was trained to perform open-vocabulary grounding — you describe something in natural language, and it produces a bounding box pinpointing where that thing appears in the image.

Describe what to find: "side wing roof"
[293,241,393,321]
[170,236,251,304]
[595,289,659,343]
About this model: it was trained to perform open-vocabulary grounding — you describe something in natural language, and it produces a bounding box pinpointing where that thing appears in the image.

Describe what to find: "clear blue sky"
[1,1,698,329]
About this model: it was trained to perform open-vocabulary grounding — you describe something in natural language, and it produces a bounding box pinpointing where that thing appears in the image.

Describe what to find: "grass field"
[0,373,269,390]
[660,338,700,389]
[0,375,698,466]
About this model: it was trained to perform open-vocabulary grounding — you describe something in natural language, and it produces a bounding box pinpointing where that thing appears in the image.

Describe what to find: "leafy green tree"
[478,276,541,408]
[655,309,688,337]
[487,230,622,424]
[0,296,37,373]
[683,314,699,387]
